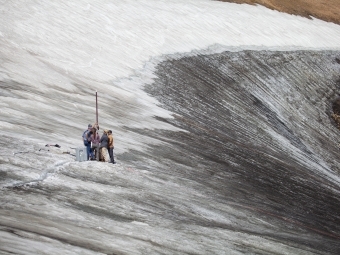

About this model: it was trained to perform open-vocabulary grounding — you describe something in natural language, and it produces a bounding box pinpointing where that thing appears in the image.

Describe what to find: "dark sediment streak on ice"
[2,50,340,254]
[138,50,340,253]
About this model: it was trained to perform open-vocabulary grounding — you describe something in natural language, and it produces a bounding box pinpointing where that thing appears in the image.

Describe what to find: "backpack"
[82,130,89,145]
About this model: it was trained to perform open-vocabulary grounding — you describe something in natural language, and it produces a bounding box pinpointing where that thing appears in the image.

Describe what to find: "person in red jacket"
[91,125,101,160]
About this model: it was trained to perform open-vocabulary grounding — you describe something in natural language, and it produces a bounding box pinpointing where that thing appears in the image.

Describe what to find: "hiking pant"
[91,143,99,161]
[86,143,93,160]
[109,147,114,163]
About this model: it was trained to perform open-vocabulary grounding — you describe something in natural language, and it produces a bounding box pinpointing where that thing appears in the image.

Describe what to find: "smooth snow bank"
[0,0,340,149]
[1,0,340,82]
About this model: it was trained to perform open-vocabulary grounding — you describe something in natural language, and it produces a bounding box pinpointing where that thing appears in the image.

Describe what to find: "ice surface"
[1,0,340,254]
[1,0,340,147]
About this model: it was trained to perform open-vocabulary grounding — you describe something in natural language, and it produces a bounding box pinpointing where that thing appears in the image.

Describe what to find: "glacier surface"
[1,0,340,254]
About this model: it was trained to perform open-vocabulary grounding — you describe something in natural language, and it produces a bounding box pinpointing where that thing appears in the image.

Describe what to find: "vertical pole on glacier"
[96,90,98,125]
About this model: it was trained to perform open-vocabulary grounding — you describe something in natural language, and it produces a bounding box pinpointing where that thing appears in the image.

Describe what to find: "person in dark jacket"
[99,130,109,162]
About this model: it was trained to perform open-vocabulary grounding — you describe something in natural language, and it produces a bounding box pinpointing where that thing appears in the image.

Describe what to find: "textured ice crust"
[1,0,340,254]
[2,134,337,255]
[2,50,340,254]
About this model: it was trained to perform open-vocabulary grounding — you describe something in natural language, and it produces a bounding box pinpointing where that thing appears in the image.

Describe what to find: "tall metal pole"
[96,91,98,125]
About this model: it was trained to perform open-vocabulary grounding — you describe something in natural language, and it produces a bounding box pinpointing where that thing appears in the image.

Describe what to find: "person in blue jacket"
[83,124,94,160]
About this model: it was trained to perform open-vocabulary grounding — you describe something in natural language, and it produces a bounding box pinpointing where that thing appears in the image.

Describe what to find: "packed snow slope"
[1,1,340,254]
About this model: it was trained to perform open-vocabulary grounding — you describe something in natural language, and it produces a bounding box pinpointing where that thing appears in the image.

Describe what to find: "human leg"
[109,147,115,163]
[86,143,92,160]
[92,143,99,161]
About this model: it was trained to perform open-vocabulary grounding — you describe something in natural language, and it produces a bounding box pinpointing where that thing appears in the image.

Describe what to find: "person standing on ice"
[99,129,110,162]
[91,125,101,160]
[82,124,94,160]
[108,130,115,164]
